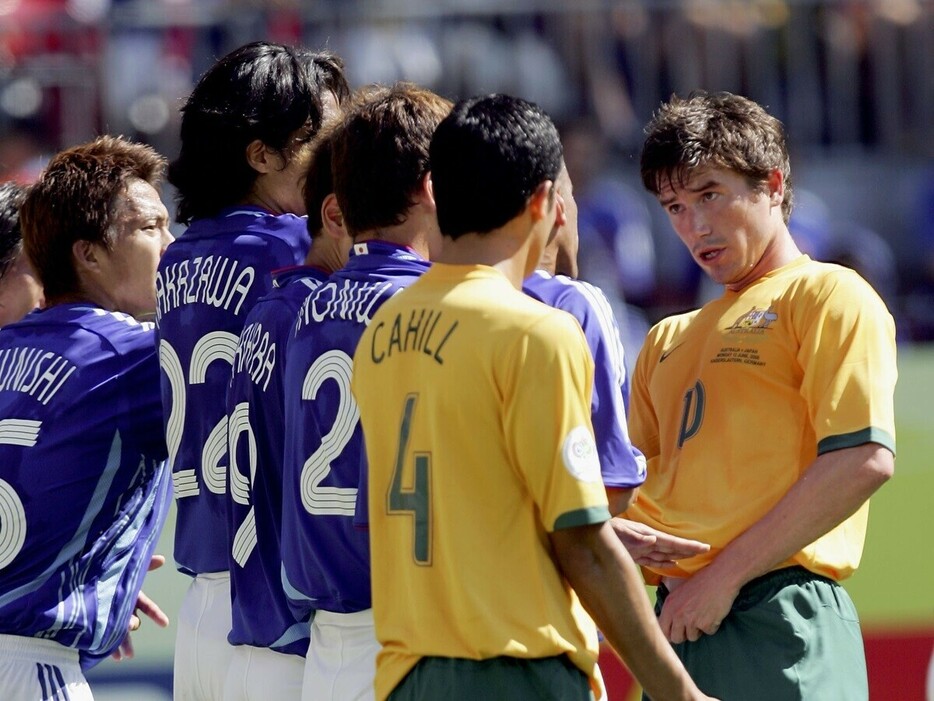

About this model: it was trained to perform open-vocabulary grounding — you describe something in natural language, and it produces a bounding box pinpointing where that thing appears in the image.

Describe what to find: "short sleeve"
[502,311,611,532]
[796,271,897,455]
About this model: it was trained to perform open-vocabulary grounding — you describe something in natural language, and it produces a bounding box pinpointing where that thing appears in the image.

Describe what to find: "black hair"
[169,42,350,224]
[429,94,563,239]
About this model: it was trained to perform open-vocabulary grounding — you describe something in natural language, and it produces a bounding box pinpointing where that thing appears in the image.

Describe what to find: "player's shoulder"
[76,308,157,356]
[791,257,886,301]
[644,307,701,352]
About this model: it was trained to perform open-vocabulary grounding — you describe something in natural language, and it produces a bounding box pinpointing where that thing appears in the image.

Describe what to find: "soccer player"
[156,42,350,701]
[224,128,351,700]
[524,165,709,570]
[352,93,711,701]
[0,136,174,698]
[0,181,43,326]
[280,83,451,701]
[626,91,896,700]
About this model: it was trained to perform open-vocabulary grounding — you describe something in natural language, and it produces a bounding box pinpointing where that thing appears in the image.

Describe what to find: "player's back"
[524,270,646,489]
[280,241,429,618]
[0,304,170,666]
[226,265,327,655]
[353,263,608,700]
[156,206,310,575]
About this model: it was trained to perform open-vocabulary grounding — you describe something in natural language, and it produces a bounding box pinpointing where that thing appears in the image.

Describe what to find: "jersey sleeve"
[795,270,897,455]
[503,311,611,532]
[572,281,647,489]
[627,323,663,466]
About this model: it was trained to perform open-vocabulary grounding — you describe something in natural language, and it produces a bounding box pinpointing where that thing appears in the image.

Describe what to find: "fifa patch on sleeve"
[561,426,601,483]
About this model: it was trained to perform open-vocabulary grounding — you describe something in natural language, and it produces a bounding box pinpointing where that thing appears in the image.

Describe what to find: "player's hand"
[609,518,709,568]
[111,555,170,661]
[658,563,738,644]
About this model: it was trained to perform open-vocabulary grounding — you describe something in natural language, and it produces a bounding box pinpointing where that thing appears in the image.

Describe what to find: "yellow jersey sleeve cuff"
[817,427,896,456]
[553,506,611,531]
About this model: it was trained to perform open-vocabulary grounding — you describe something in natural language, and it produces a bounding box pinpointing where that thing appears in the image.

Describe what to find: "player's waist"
[314,608,374,628]
[661,565,836,607]
[0,634,80,665]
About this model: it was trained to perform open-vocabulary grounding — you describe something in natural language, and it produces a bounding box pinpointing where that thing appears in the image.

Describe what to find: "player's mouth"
[696,246,724,263]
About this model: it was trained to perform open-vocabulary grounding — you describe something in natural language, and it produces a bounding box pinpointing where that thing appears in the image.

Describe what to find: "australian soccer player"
[280,83,451,701]
[0,136,174,699]
[627,91,896,700]
[224,128,351,701]
[352,93,712,701]
[0,181,43,326]
[156,42,350,701]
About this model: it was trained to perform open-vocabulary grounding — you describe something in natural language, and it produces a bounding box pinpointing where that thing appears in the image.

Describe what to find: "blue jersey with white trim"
[0,304,170,669]
[156,207,310,575]
[281,241,429,617]
[524,271,646,489]
[226,265,328,656]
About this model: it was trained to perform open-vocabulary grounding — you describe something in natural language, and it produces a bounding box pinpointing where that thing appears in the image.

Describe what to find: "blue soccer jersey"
[226,265,328,656]
[524,270,646,489]
[0,304,171,669]
[156,207,310,575]
[280,241,430,618]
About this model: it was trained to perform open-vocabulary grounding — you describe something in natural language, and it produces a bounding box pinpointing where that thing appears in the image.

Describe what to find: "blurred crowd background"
[1,0,932,353]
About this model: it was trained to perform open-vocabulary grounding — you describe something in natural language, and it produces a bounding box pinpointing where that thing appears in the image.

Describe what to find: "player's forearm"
[710,443,894,590]
[551,523,708,701]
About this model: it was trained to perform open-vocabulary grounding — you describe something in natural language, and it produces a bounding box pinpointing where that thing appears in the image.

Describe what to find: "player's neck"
[437,226,540,290]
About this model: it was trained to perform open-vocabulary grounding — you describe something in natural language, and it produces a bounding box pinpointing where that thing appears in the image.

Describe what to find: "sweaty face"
[94,178,173,319]
[658,167,783,291]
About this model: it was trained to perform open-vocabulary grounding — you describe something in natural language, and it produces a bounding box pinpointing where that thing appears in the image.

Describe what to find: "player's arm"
[605,486,635,516]
[659,443,893,644]
[550,523,715,701]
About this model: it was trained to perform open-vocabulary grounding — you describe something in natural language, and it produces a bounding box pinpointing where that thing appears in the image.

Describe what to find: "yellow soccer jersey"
[626,255,896,583]
[352,263,611,701]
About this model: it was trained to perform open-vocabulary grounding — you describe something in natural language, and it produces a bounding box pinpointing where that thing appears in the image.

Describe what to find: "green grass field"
[108,344,934,674]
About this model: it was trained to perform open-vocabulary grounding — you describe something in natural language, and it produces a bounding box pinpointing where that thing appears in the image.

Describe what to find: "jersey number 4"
[388,394,432,566]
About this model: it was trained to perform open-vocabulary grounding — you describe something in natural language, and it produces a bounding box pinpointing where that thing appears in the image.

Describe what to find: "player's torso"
[355,267,601,665]
[226,269,324,653]
[0,306,169,652]
[280,242,429,614]
[156,209,310,574]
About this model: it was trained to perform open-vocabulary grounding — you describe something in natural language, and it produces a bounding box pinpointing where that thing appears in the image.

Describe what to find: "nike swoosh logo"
[659,343,684,363]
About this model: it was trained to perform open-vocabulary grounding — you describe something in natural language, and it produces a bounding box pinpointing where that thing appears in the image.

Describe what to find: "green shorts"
[646,566,867,701]
[389,654,594,701]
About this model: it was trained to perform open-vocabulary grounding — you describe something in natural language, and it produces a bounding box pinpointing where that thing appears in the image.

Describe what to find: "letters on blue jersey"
[226,265,327,656]
[0,304,171,669]
[156,208,310,575]
[281,241,430,617]
[523,271,646,489]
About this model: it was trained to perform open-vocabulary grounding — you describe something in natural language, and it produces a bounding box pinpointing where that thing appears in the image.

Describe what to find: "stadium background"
[1,0,931,698]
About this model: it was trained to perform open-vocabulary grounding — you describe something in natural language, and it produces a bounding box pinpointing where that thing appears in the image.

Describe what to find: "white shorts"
[302,609,379,701]
[223,644,304,701]
[173,571,234,701]
[0,634,93,701]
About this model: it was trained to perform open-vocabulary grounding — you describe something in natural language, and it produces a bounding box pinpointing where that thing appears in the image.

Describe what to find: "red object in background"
[864,628,934,701]
[600,629,934,701]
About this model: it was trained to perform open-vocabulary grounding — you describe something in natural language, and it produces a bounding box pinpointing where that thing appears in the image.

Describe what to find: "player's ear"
[245,139,276,174]
[528,180,554,222]
[767,169,784,208]
[72,239,103,274]
[413,172,435,210]
[320,193,346,240]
